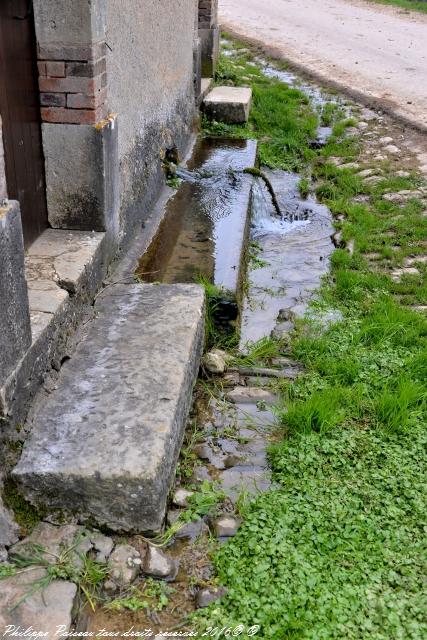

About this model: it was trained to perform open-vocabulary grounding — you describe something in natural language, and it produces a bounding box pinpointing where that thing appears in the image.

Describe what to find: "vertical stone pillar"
[0,116,7,201]
[32,0,119,249]
[0,202,32,390]
[198,0,220,77]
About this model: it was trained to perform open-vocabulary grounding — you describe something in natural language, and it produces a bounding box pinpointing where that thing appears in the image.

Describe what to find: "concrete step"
[13,283,205,533]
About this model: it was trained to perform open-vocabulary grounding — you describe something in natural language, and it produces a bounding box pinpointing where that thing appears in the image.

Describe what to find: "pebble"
[144,544,178,580]
[90,532,114,563]
[379,136,394,145]
[202,351,226,374]
[212,515,241,537]
[357,168,374,178]
[277,308,296,322]
[384,144,400,155]
[192,466,212,482]
[108,544,141,587]
[337,162,359,170]
[196,586,228,609]
[173,487,194,508]
[395,170,410,178]
[193,443,212,461]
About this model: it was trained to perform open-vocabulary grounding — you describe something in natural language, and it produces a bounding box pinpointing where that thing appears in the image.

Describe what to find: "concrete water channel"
[85,69,336,632]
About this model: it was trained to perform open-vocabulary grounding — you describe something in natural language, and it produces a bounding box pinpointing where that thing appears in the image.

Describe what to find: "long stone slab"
[13,284,205,533]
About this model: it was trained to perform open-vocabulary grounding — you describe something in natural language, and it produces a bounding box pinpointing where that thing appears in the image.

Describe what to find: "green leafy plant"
[106,579,175,613]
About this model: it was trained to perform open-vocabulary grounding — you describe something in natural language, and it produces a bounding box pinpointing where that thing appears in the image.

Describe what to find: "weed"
[233,337,281,368]
[299,177,310,199]
[106,579,174,613]
[3,535,108,612]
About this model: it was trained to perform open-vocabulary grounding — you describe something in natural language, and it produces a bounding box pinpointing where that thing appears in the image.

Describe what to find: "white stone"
[108,544,141,586]
[202,351,226,374]
[143,545,176,579]
[173,488,194,508]
[384,144,400,154]
[212,515,241,537]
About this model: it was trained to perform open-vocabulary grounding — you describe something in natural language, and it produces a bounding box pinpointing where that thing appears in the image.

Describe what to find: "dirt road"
[219,0,427,131]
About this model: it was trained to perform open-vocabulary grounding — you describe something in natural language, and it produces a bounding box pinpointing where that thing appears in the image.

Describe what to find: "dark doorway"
[0,0,48,247]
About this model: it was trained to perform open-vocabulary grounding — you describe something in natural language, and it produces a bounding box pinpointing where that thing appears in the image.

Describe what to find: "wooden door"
[0,0,48,247]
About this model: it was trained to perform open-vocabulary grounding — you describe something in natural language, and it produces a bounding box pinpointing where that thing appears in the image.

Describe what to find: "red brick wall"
[198,0,218,28]
[37,43,108,125]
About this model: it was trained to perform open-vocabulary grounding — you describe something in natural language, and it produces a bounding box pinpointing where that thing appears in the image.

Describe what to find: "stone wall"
[106,0,198,244]
[0,115,7,201]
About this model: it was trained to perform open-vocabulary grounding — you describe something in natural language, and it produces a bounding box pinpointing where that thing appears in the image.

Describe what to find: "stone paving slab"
[203,86,252,123]
[13,284,205,533]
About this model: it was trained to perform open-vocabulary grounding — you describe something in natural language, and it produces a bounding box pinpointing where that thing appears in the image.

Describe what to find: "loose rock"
[212,515,241,537]
[193,443,212,461]
[384,144,400,154]
[196,586,228,608]
[108,544,141,587]
[144,544,177,580]
[10,522,92,569]
[90,531,114,563]
[0,567,76,636]
[173,487,194,508]
[202,351,226,374]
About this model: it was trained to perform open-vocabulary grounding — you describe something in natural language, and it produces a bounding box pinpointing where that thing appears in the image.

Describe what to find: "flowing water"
[85,55,335,636]
[137,138,256,295]
[240,170,334,347]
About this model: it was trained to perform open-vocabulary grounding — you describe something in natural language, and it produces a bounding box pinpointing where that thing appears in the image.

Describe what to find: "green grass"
[203,49,318,171]
[197,37,427,639]
[367,0,427,13]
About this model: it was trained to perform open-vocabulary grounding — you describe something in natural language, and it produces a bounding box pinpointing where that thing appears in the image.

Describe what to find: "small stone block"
[203,86,252,124]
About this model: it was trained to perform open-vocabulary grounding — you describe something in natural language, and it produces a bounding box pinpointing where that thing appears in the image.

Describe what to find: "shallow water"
[240,170,334,347]
[137,138,256,294]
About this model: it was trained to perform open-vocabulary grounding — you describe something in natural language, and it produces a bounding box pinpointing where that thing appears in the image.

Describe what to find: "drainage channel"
[84,59,336,635]
[136,137,257,302]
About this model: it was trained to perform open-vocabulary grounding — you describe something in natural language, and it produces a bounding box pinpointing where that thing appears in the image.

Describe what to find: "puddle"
[137,138,257,295]
[240,170,334,347]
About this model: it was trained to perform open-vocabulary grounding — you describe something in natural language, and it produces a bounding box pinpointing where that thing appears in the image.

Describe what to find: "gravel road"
[219,0,427,131]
